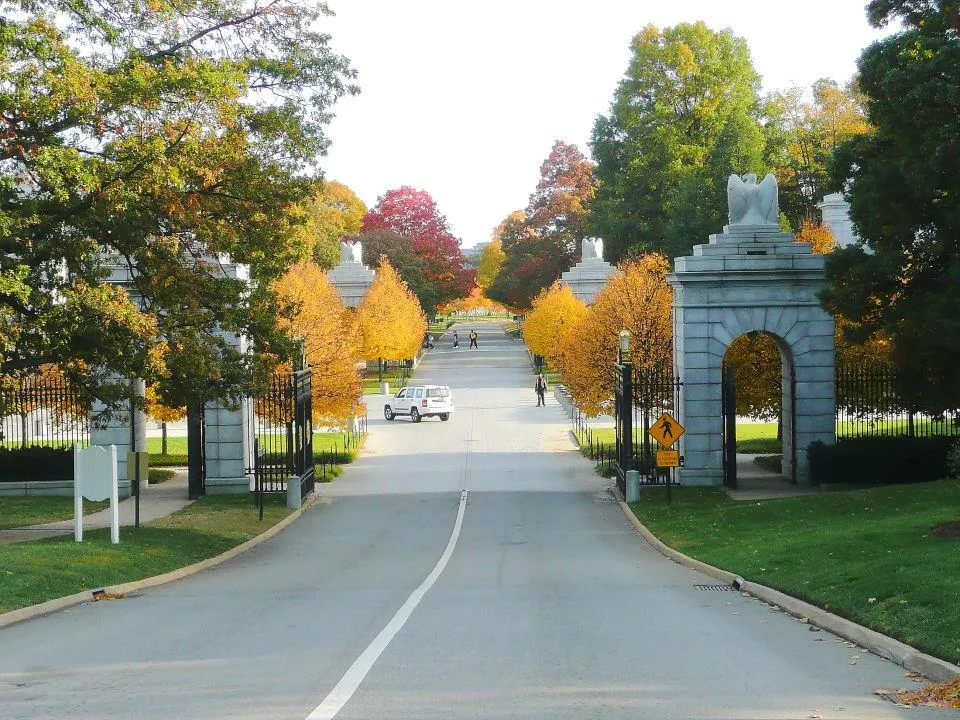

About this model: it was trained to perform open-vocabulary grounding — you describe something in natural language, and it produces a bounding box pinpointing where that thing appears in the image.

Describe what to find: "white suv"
[384,385,454,423]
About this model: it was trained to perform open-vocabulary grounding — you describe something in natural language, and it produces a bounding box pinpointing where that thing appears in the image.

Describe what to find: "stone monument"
[667,173,835,485]
[560,237,615,304]
[817,192,864,250]
[327,241,375,308]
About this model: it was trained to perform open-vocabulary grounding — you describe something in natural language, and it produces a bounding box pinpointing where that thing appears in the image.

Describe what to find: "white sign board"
[74,445,119,544]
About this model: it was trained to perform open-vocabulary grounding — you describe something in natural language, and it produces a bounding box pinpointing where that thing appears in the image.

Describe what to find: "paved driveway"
[0,321,938,719]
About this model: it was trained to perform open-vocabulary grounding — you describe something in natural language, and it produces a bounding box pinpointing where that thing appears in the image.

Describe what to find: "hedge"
[0,445,73,482]
[808,435,957,485]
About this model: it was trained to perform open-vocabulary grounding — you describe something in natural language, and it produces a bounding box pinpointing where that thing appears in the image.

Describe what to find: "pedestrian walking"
[535,373,547,406]
[452,330,459,348]
[469,329,478,348]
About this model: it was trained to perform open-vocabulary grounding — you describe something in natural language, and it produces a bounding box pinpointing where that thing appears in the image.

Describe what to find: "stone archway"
[667,174,836,485]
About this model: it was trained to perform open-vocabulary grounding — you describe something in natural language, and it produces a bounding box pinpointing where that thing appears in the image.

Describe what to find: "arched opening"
[721,331,796,488]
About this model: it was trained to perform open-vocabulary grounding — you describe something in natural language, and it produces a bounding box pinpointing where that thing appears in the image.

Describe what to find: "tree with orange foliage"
[145,384,186,455]
[561,255,672,416]
[439,286,507,316]
[354,259,426,380]
[522,283,588,377]
[795,219,836,254]
[274,260,363,426]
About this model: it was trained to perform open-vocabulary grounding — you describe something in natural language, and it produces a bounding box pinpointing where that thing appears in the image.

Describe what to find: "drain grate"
[694,584,737,591]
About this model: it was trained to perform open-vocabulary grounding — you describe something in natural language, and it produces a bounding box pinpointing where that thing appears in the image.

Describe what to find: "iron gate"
[721,366,737,488]
[614,360,680,496]
[249,369,314,500]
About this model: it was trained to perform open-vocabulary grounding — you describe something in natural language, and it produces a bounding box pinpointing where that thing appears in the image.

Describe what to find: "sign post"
[649,412,685,503]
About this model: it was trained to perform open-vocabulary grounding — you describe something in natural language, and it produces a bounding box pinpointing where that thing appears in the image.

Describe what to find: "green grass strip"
[0,494,293,614]
[629,479,960,664]
[0,498,109,530]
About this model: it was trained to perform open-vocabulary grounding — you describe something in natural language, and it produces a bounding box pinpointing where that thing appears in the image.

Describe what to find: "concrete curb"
[0,491,322,631]
[616,496,960,683]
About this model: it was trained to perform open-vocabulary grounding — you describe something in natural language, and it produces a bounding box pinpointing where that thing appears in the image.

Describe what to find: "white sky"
[320,1,889,248]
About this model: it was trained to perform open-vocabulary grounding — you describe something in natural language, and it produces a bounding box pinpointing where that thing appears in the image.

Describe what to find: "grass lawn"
[0,494,293,614]
[0,497,109,530]
[147,431,364,467]
[362,368,411,395]
[576,423,782,454]
[629,479,960,665]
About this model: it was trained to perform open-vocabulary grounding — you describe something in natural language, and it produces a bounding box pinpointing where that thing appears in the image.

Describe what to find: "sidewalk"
[0,469,195,545]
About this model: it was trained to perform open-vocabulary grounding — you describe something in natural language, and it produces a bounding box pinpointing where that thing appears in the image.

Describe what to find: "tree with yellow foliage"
[274,260,363,425]
[561,255,672,416]
[439,285,507,315]
[523,283,587,377]
[476,238,506,289]
[355,259,426,379]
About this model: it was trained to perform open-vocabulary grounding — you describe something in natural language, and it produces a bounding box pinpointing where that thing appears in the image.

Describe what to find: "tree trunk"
[161,422,168,455]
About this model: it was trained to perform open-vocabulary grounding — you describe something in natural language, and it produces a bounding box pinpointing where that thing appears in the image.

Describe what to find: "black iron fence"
[574,361,680,497]
[631,361,680,484]
[0,376,88,449]
[836,362,960,439]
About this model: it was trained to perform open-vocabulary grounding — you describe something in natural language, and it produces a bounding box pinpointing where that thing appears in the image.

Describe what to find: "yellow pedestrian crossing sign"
[649,412,684,449]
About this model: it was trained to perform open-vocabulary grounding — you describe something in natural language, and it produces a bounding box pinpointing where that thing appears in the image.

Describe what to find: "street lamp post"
[615,330,634,496]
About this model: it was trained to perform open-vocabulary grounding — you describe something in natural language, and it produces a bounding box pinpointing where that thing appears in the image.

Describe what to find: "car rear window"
[427,387,449,398]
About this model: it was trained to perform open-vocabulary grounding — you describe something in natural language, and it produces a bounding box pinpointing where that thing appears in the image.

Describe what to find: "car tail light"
[422,399,427,407]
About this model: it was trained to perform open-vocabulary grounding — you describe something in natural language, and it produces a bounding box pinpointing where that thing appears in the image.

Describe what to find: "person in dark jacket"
[535,373,547,406]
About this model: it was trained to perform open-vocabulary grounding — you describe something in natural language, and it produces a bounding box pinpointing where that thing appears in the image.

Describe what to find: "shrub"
[947,439,960,479]
[0,445,74,482]
[808,436,956,485]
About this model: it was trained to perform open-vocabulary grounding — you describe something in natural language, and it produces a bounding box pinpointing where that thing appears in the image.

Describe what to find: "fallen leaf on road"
[893,675,960,709]
[808,625,821,632]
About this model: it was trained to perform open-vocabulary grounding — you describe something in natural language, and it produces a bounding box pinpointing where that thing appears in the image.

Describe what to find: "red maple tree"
[361,187,474,311]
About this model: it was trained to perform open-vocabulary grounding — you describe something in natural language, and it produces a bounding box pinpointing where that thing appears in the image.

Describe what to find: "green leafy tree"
[822,0,960,411]
[0,0,357,411]
[765,80,871,229]
[486,210,539,310]
[590,22,765,262]
[302,180,367,269]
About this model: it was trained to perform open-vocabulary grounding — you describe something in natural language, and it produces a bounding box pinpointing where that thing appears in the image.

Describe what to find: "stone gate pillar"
[667,174,836,485]
[203,261,252,494]
[328,241,375,308]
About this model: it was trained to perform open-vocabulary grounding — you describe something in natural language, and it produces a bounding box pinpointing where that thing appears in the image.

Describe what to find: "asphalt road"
[0,321,941,719]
